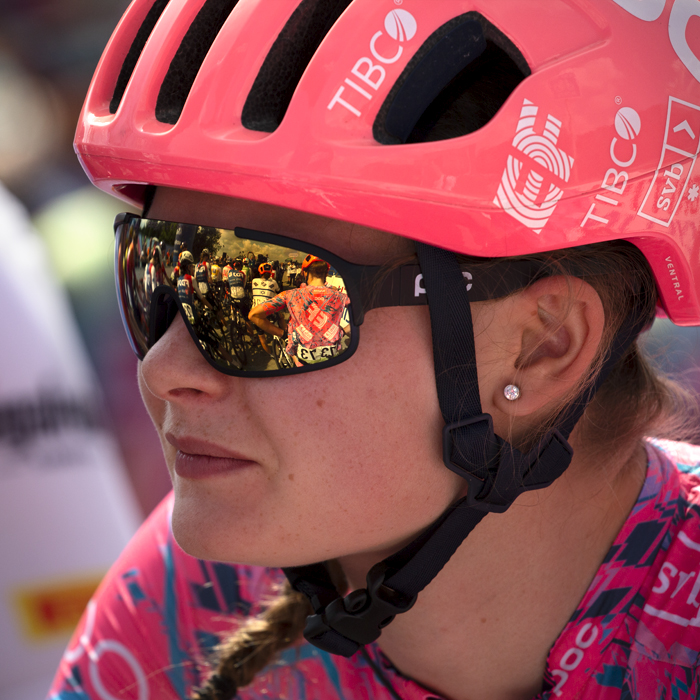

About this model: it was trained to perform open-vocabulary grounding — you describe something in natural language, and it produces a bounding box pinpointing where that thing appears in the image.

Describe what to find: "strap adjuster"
[302,562,416,656]
[442,414,512,513]
[443,415,575,514]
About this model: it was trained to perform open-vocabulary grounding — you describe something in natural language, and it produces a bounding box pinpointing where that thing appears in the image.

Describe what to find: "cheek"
[142,304,462,565]
[272,307,455,519]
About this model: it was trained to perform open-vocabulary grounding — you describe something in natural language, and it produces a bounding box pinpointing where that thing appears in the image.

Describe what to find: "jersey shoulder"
[628,442,700,686]
[544,442,700,699]
[650,438,700,477]
[48,494,281,700]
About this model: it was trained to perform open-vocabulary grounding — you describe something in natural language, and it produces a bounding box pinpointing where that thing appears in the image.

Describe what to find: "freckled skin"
[139,187,465,567]
[137,187,648,700]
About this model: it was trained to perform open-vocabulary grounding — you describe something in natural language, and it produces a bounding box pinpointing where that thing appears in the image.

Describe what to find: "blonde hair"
[191,241,698,700]
[191,580,310,700]
[192,562,347,700]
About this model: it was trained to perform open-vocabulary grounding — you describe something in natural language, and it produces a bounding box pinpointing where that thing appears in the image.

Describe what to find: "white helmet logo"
[494,99,574,235]
[327,8,417,117]
[384,9,417,42]
[614,107,641,141]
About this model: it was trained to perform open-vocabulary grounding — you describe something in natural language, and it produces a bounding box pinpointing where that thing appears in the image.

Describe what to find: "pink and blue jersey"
[48,440,700,700]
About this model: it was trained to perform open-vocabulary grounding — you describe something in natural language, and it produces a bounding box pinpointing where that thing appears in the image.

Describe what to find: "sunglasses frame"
[114,212,556,378]
[115,213,391,377]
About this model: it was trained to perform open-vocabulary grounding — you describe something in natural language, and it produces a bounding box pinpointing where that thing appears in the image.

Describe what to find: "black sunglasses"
[114,213,548,377]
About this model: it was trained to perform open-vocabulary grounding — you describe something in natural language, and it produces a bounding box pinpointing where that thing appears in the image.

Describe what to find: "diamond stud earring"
[504,384,521,401]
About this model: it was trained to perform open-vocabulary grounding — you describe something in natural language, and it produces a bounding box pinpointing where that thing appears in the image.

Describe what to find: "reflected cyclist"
[210,256,222,300]
[221,254,232,288]
[249,255,349,366]
[195,249,212,298]
[144,245,165,303]
[176,253,203,324]
[227,260,253,335]
[250,262,280,355]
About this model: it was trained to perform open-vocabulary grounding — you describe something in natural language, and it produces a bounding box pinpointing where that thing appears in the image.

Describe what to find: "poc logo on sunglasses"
[414,271,473,297]
[328,9,418,117]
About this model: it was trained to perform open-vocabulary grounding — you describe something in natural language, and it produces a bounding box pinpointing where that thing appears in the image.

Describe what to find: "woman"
[49,2,700,699]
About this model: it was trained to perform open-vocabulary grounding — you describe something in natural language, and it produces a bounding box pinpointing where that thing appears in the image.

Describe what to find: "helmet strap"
[284,242,650,657]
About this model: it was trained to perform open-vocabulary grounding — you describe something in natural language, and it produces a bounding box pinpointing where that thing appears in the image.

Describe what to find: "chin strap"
[283,243,650,658]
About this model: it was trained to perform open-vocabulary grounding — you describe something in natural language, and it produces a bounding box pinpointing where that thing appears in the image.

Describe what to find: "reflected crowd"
[119,217,351,372]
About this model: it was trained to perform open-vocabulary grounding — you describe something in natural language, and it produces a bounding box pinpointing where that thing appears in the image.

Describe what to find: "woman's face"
[140,187,468,567]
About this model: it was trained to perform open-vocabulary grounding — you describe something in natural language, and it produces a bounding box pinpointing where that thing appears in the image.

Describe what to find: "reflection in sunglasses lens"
[120,220,352,372]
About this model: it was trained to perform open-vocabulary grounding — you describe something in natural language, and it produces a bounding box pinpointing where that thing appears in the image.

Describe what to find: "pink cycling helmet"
[77,0,700,324]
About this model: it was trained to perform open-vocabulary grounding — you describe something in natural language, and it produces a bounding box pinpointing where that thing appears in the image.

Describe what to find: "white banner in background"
[0,184,140,700]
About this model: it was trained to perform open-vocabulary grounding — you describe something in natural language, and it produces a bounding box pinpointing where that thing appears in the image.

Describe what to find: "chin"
[169,492,324,567]
[169,470,269,561]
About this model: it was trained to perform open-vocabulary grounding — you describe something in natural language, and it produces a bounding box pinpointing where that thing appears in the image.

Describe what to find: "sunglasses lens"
[116,217,354,374]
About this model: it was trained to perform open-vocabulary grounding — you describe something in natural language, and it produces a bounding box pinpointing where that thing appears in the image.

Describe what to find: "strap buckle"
[303,562,417,656]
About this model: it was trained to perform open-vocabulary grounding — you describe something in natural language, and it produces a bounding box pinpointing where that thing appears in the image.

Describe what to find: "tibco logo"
[615,107,642,140]
[327,9,417,118]
[581,107,641,228]
[494,99,574,234]
[384,9,417,41]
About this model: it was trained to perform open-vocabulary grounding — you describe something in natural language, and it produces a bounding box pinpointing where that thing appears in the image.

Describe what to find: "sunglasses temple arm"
[356,257,556,316]
[354,264,427,321]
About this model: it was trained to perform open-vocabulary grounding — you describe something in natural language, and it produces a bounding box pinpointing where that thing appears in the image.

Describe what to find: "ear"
[478,275,605,440]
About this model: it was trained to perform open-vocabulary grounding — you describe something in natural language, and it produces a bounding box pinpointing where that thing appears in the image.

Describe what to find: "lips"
[166,433,258,479]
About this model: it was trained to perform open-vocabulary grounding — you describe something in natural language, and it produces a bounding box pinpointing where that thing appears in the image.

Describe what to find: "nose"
[140,312,231,403]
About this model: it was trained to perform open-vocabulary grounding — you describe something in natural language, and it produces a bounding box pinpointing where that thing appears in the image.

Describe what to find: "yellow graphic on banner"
[13,576,103,641]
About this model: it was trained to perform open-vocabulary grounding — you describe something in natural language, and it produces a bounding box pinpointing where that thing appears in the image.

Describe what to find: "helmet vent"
[242,0,353,133]
[155,0,240,125]
[110,0,172,114]
[374,13,529,145]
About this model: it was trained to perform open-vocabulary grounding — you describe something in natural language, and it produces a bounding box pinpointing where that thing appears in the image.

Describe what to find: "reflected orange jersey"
[260,284,349,353]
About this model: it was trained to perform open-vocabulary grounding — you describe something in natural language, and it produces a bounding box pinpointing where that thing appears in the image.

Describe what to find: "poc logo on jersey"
[494,99,574,234]
[328,9,417,117]
[551,623,599,696]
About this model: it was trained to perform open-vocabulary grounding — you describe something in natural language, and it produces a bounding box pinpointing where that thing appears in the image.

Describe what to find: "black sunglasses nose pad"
[149,288,180,346]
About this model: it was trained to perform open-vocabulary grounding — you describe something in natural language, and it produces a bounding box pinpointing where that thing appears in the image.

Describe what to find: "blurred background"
[1,0,170,513]
[1,1,700,698]
[0,2,168,698]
